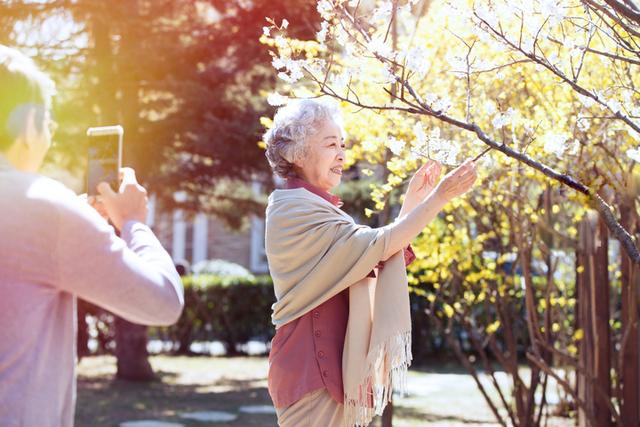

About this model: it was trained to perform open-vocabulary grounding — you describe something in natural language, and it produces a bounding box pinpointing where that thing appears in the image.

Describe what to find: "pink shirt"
[0,156,184,426]
[267,178,415,408]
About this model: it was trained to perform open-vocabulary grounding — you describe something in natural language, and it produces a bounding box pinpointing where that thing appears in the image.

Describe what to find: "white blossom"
[577,93,596,108]
[474,4,498,29]
[492,108,515,129]
[408,150,422,161]
[427,127,444,151]
[271,56,286,70]
[334,25,350,47]
[263,26,271,36]
[405,46,429,76]
[433,96,452,113]
[481,152,496,168]
[577,117,591,132]
[317,21,329,44]
[302,60,325,77]
[607,98,622,114]
[546,51,559,65]
[286,59,305,80]
[331,71,351,91]
[380,64,397,84]
[277,59,305,83]
[388,137,406,155]
[277,72,295,83]
[432,143,460,166]
[445,53,467,73]
[474,59,494,71]
[362,140,378,152]
[447,144,460,165]
[569,139,581,155]
[627,147,640,163]
[425,93,438,104]
[521,37,535,53]
[267,92,289,106]
[317,0,334,20]
[485,101,497,116]
[367,37,393,57]
[471,23,492,43]
[543,132,568,157]
[413,122,427,150]
[274,35,287,48]
[538,0,564,26]
[424,94,452,113]
[281,19,289,29]
[372,1,393,22]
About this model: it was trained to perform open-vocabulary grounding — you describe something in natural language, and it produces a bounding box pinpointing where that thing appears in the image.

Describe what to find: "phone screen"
[87,134,120,196]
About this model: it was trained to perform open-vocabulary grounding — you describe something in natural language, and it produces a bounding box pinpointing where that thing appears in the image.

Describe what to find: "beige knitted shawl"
[266,188,412,427]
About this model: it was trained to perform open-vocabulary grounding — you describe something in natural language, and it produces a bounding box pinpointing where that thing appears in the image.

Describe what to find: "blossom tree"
[262,0,640,425]
[264,0,640,262]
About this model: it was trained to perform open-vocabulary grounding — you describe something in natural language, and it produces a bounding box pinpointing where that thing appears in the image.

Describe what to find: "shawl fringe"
[343,330,413,427]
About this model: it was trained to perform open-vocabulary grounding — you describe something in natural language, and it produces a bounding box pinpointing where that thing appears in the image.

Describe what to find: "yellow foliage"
[486,320,501,334]
[573,329,584,341]
[443,303,455,318]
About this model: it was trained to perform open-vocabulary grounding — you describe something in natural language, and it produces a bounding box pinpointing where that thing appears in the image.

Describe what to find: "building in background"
[147,193,269,275]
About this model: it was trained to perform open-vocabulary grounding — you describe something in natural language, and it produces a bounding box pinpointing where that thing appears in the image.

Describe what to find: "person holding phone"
[263,99,477,426]
[0,45,184,426]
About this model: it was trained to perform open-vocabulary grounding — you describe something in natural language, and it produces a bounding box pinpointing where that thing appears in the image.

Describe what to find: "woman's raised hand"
[406,160,443,204]
[433,159,477,203]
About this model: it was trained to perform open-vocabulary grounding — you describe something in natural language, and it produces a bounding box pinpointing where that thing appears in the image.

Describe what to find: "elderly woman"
[264,99,477,427]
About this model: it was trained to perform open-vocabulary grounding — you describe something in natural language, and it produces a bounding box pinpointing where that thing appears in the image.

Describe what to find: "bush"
[152,274,275,355]
[191,259,255,279]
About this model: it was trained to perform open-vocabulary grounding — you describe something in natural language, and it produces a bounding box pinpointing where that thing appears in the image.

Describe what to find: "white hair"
[263,98,344,178]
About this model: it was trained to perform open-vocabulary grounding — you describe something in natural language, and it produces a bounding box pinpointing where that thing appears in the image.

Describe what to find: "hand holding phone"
[97,167,149,231]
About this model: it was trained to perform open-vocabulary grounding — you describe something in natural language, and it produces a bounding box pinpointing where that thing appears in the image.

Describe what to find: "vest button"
[322,370,329,377]
[312,311,320,318]
[318,350,325,358]
[314,330,321,338]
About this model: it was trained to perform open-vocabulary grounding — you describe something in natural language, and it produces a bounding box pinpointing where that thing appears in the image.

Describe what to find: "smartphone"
[86,125,123,196]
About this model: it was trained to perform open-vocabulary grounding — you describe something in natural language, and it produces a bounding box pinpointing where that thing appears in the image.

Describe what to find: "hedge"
[79,274,444,362]
[152,274,276,354]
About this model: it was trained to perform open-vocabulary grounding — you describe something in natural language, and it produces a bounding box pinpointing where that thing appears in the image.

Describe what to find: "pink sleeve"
[403,245,416,266]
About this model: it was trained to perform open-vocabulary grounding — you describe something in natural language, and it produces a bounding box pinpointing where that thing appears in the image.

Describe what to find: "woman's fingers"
[459,166,476,180]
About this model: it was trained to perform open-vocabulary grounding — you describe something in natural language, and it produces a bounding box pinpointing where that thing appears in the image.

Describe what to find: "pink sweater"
[0,156,184,426]
[267,178,414,408]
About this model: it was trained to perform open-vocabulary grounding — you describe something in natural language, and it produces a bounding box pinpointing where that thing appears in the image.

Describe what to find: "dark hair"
[0,45,55,151]
[174,259,191,277]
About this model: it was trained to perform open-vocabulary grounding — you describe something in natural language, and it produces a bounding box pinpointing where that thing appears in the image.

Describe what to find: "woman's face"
[294,119,345,192]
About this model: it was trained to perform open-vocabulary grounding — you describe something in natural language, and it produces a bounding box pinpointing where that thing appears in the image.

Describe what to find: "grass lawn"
[75,355,574,427]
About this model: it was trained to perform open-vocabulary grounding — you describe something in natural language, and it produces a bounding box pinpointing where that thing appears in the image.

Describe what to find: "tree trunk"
[76,299,90,360]
[576,212,612,427]
[592,217,612,427]
[381,400,393,427]
[115,317,155,381]
[620,194,639,427]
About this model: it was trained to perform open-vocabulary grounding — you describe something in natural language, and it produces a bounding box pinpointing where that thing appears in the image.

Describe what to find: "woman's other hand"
[433,159,477,203]
[401,160,442,217]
